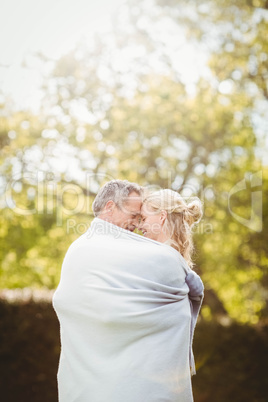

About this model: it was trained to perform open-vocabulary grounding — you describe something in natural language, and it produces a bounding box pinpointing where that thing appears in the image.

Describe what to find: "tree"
[0,0,267,323]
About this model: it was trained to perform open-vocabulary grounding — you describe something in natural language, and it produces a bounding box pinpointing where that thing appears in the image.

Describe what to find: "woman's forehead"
[141,202,159,215]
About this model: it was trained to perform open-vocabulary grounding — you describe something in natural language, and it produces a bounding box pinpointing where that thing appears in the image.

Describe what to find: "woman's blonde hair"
[143,189,203,268]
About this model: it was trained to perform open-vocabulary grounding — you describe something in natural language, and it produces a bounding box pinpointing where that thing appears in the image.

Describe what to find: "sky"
[0,0,211,111]
[0,0,267,165]
[0,0,127,109]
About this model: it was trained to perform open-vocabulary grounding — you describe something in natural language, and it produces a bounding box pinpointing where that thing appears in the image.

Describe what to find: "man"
[53,179,203,402]
[92,179,143,232]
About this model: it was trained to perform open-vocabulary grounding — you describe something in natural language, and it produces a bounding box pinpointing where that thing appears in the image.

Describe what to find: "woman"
[139,189,203,269]
[139,188,204,373]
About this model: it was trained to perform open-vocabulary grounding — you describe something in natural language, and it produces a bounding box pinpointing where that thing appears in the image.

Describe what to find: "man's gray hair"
[92,180,142,216]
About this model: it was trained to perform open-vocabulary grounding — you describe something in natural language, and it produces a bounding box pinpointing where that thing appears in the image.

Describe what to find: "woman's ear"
[160,210,167,224]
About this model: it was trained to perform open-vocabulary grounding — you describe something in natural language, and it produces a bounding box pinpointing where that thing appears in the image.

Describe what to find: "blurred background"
[0,0,267,401]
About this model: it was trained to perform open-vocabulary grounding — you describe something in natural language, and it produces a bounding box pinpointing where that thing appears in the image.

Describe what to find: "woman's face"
[139,203,163,241]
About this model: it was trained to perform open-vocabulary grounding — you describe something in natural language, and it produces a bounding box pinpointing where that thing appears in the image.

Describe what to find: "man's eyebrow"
[130,212,141,216]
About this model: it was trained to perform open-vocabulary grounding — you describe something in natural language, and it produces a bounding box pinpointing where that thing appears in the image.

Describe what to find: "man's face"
[111,191,142,231]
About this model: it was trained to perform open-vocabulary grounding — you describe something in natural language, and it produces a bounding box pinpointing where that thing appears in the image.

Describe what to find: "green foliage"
[0,0,267,324]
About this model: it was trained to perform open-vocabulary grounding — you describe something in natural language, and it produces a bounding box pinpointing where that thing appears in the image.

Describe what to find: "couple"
[53,180,204,402]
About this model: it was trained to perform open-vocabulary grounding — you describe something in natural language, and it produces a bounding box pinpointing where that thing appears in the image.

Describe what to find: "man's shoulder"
[65,232,90,253]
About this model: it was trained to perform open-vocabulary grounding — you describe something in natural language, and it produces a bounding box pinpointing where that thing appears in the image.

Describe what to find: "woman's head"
[139,189,203,267]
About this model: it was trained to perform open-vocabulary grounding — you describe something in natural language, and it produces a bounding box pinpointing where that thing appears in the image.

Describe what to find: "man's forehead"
[124,192,142,202]
[123,192,142,210]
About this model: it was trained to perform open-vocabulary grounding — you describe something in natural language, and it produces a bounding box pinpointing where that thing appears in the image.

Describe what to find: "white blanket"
[53,218,204,402]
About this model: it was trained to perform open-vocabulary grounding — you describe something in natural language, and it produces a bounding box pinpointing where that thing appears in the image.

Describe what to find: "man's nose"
[133,216,141,228]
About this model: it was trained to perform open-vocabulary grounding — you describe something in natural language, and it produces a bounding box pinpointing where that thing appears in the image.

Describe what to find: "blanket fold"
[53,218,204,402]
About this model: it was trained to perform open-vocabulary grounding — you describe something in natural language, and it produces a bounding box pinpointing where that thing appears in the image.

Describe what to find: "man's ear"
[160,210,167,224]
[104,200,115,215]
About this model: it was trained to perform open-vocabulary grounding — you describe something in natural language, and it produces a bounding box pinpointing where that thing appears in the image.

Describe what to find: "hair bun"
[185,199,203,226]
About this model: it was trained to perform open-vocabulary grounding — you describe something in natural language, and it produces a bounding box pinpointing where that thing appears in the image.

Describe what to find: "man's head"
[92,180,143,231]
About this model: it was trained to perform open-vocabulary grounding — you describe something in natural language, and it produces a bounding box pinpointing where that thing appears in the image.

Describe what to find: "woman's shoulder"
[161,243,189,271]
